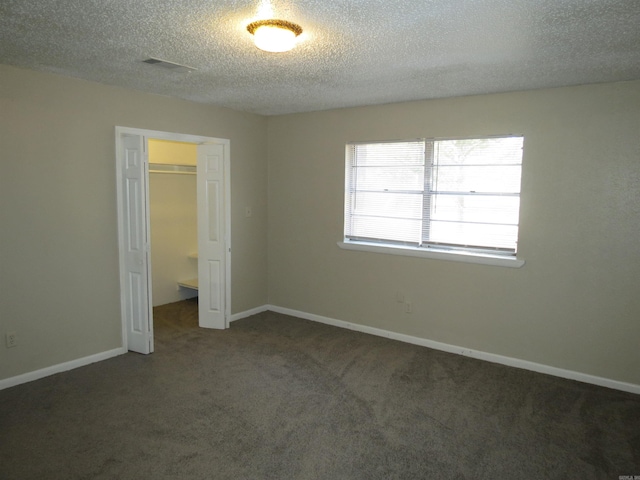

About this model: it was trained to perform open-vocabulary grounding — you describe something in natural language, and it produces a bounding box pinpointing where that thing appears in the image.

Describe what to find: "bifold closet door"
[197,143,227,329]
[119,134,153,353]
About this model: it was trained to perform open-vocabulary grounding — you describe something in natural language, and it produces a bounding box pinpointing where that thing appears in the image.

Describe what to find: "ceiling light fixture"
[246,19,303,53]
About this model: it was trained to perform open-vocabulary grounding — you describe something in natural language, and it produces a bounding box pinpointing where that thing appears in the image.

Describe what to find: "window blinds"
[423,137,523,252]
[345,136,524,254]
[345,141,425,245]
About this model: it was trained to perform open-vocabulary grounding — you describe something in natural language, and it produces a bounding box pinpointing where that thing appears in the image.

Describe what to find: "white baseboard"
[230,305,269,323]
[267,305,640,395]
[4,308,638,396]
[0,347,127,391]
[0,305,265,390]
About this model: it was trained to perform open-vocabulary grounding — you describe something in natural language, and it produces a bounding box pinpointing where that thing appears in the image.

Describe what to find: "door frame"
[115,126,231,352]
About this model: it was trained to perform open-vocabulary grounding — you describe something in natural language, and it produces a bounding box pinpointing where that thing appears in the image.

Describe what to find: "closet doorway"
[148,139,199,306]
[115,127,231,354]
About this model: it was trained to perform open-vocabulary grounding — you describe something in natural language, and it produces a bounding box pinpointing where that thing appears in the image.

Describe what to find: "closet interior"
[148,139,199,307]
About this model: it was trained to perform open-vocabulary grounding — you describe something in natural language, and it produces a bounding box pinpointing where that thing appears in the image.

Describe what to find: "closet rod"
[149,163,196,175]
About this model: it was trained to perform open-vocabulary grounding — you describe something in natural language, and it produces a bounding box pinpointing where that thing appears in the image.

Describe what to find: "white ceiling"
[1,0,639,115]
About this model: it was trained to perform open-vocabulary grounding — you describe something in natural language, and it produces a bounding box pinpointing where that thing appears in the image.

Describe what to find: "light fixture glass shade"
[247,19,303,53]
[254,25,296,52]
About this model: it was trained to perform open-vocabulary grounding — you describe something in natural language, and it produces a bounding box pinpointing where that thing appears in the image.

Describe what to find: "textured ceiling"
[1,0,639,115]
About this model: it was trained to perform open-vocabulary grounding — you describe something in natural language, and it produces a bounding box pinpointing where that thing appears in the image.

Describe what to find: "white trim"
[0,348,127,391]
[230,305,270,322]
[115,130,129,351]
[115,127,232,346]
[267,305,640,395]
[4,307,638,395]
[224,144,232,328]
[115,127,225,145]
[338,241,525,268]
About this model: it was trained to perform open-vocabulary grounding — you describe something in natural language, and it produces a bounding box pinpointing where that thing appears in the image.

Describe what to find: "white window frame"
[339,136,525,268]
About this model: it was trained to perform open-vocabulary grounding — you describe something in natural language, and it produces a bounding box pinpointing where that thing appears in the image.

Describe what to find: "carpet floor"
[1,299,639,479]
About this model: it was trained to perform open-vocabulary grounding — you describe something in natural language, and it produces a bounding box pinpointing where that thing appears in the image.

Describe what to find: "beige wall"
[267,81,640,385]
[0,64,268,380]
[1,61,639,388]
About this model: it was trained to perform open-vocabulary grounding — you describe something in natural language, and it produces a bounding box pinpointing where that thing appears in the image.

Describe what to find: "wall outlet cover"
[6,332,17,348]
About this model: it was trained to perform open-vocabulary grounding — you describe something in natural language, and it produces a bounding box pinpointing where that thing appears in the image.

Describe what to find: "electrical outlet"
[405,302,413,314]
[6,332,17,348]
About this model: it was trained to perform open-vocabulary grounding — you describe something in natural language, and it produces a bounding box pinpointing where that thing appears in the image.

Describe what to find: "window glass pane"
[428,221,519,250]
[353,142,424,166]
[346,141,425,243]
[423,136,523,252]
[430,195,520,225]
[432,165,522,193]
[435,137,523,166]
[350,192,422,219]
[346,137,523,255]
[350,216,421,244]
[352,166,424,191]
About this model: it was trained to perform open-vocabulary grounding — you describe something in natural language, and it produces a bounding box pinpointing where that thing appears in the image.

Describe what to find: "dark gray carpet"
[1,299,639,479]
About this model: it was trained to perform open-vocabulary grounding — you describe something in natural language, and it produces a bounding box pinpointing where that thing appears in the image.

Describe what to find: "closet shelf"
[149,163,196,175]
[177,278,198,291]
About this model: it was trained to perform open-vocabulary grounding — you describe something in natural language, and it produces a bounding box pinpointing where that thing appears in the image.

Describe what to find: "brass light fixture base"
[246,19,303,37]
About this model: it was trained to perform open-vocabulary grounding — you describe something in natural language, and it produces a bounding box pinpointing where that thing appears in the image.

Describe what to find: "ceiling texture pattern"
[1,0,639,115]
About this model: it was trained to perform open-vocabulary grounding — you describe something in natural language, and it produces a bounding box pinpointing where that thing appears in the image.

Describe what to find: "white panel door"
[197,144,227,329]
[120,134,154,353]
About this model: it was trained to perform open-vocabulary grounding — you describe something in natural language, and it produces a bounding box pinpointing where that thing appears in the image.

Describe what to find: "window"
[344,136,524,258]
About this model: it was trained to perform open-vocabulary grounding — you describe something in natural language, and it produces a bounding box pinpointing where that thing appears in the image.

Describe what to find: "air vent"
[142,58,196,73]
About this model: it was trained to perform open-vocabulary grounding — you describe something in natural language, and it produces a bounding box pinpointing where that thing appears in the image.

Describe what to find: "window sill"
[337,241,525,268]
